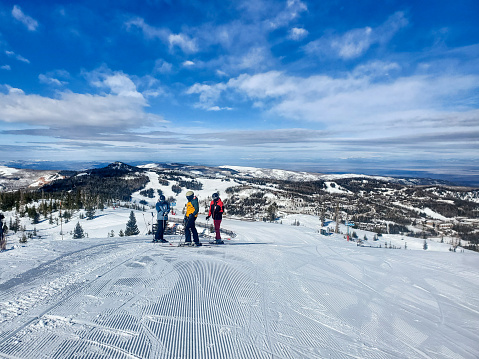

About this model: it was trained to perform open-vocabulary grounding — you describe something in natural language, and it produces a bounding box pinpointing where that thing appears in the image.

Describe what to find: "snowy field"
[1,210,479,358]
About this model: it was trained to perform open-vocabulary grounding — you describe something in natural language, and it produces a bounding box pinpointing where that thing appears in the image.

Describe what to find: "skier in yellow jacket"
[184,191,201,246]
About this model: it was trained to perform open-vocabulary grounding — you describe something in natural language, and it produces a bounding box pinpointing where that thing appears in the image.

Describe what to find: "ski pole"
[151,213,154,235]
[142,213,149,235]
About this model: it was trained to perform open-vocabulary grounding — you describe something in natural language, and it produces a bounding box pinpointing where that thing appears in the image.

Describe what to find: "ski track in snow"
[1,220,479,358]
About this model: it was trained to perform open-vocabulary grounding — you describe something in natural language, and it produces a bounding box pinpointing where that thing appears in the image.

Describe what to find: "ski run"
[1,208,478,359]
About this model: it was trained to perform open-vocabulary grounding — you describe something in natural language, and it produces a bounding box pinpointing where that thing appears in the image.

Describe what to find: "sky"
[0,1,478,183]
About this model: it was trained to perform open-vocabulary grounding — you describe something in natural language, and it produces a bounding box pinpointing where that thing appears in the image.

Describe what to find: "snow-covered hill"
[0,210,478,359]
[0,165,64,191]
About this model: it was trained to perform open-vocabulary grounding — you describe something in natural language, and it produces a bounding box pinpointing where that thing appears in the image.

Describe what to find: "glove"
[206,216,210,220]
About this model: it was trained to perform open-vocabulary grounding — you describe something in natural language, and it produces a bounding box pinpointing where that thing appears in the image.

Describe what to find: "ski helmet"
[212,193,219,200]
[186,190,194,197]
[160,195,165,201]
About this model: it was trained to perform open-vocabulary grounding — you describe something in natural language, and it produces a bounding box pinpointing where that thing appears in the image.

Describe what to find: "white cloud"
[168,33,198,53]
[87,69,145,100]
[12,5,38,31]
[305,11,408,60]
[126,17,198,54]
[288,27,308,41]
[38,74,67,86]
[0,69,162,130]
[268,0,308,29]
[182,60,195,67]
[239,47,270,70]
[187,67,479,141]
[125,17,167,39]
[154,59,173,73]
[1,65,11,71]
[352,61,401,78]
[5,50,30,64]
[207,106,232,111]
[186,82,227,110]
[227,70,479,137]
[331,27,373,59]
[0,89,157,129]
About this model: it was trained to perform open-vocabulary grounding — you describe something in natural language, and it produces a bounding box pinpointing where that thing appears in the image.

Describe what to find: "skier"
[206,193,224,244]
[184,191,201,246]
[154,195,170,243]
[0,213,5,251]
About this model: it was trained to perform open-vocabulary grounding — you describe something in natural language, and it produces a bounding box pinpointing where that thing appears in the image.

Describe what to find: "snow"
[1,208,479,358]
[0,166,20,176]
[394,202,450,221]
[219,165,323,181]
[323,181,351,194]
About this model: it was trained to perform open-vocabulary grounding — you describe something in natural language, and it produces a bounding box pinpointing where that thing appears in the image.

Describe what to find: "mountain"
[0,165,66,191]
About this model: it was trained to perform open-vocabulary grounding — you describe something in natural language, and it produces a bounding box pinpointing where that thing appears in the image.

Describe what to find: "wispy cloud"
[267,0,308,29]
[125,17,198,54]
[86,68,145,100]
[288,27,308,41]
[5,50,30,64]
[305,11,408,59]
[186,82,228,111]
[182,60,195,67]
[0,68,165,131]
[186,64,479,144]
[168,33,198,53]
[12,5,39,31]
[38,70,70,86]
[154,59,173,74]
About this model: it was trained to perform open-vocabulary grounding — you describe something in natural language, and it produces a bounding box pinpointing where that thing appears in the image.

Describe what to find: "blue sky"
[1,1,478,183]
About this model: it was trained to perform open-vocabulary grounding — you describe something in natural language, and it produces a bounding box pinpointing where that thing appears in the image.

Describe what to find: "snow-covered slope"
[1,211,478,359]
[219,165,324,181]
[0,165,63,190]
[218,165,455,185]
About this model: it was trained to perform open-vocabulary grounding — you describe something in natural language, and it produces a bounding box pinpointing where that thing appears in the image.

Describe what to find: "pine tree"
[73,222,85,239]
[19,232,27,244]
[125,211,140,236]
[85,206,95,220]
[119,229,124,237]
[267,203,278,222]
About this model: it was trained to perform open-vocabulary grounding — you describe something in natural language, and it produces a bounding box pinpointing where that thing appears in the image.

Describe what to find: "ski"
[209,240,225,245]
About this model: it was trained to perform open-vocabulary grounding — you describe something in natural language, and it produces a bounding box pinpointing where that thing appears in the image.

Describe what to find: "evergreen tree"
[86,206,95,220]
[119,229,124,237]
[19,232,27,244]
[73,222,85,239]
[125,211,140,236]
[266,203,278,222]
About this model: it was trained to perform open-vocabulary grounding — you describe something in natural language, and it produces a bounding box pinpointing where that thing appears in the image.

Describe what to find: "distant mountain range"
[2,160,476,187]
[0,161,469,192]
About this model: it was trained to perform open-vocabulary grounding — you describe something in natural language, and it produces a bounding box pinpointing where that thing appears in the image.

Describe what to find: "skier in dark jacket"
[206,193,224,244]
[0,213,5,251]
[184,191,201,246]
[155,195,170,243]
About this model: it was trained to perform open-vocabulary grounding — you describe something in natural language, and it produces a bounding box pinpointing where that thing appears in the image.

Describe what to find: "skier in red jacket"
[206,193,224,244]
